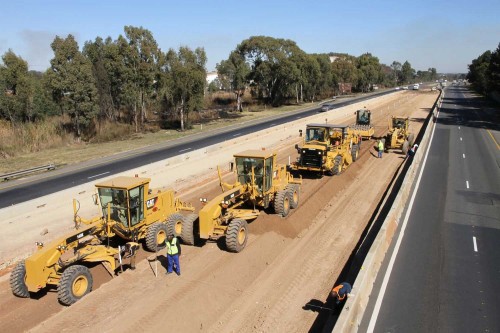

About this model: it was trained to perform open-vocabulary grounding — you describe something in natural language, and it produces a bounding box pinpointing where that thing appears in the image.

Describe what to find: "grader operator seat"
[99,188,129,227]
[236,157,265,193]
[393,118,406,129]
[306,128,325,142]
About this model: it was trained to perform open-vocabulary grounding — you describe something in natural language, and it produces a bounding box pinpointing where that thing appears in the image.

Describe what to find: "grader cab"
[10,176,194,305]
[291,124,362,176]
[384,116,415,154]
[176,150,301,253]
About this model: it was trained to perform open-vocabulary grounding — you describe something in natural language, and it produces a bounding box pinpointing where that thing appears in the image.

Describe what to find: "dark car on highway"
[320,104,333,112]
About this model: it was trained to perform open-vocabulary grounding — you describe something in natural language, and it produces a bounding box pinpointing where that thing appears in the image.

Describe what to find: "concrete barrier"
[332,90,443,332]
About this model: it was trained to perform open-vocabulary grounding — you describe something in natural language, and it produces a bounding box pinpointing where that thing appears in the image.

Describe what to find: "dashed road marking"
[179,148,191,153]
[466,181,470,189]
[473,236,478,252]
[88,171,110,179]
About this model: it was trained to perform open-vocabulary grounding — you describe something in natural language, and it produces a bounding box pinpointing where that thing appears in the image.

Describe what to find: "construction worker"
[331,282,354,305]
[406,144,419,160]
[165,234,181,276]
[378,139,384,158]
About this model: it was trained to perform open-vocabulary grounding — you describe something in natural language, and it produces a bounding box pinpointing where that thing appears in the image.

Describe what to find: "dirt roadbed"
[0,91,439,332]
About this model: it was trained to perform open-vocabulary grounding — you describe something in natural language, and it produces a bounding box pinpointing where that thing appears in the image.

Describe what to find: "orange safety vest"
[332,284,346,301]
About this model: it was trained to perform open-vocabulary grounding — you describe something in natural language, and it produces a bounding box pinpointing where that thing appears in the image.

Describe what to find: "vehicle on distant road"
[320,104,334,112]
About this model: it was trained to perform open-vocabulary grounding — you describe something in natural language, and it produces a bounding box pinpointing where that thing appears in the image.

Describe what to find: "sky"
[1,0,499,74]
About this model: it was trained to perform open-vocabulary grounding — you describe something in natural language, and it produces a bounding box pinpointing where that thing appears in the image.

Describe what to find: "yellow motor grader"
[10,176,194,305]
[173,150,301,253]
[383,116,415,154]
[291,124,362,176]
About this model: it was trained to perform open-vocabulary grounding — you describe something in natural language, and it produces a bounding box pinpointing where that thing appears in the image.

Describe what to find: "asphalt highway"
[360,86,500,332]
[0,90,396,208]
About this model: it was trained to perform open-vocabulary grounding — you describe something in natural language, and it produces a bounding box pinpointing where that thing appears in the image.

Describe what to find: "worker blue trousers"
[167,254,180,274]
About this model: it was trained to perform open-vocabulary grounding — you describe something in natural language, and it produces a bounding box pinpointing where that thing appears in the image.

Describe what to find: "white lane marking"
[88,171,110,179]
[459,126,461,130]
[463,154,465,159]
[367,100,439,332]
[460,137,462,141]
[473,237,478,252]
[270,123,277,126]
[232,133,241,137]
[179,148,191,153]
[466,181,470,189]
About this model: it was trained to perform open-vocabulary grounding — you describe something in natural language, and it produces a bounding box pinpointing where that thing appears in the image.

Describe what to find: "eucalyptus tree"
[331,54,358,93]
[235,36,305,106]
[488,43,500,93]
[390,61,402,85]
[217,50,250,112]
[401,61,415,84]
[83,37,116,122]
[356,53,383,92]
[312,54,336,100]
[117,26,161,131]
[0,50,32,122]
[163,46,207,131]
[46,35,98,137]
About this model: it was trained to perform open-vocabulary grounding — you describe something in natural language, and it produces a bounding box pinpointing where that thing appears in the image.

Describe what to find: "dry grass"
[0,101,318,174]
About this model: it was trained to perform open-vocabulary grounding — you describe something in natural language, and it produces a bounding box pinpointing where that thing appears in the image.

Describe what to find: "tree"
[390,61,402,85]
[331,55,358,94]
[488,43,500,93]
[401,61,415,84]
[162,46,206,131]
[356,53,383,92]
[118,26,161,131]
[83,37,117,122]
[235,36,305,106]
[467,50,492,94]
[0,50,36,122]
[217,51,250,112]
[46,35,98,138]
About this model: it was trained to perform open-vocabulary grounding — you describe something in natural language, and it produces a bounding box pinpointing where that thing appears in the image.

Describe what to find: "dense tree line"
[467,43,500,95]
[1,29,437,140]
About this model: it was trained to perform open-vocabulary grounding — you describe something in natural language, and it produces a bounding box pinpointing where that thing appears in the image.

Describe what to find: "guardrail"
[1,164,56,181]
[332,90,444,332]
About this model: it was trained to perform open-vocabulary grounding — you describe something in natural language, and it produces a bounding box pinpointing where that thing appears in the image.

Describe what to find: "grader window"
[98,188,129,227]
[305,128,326,142]
[236,157,264,191]
[129,186,144,226]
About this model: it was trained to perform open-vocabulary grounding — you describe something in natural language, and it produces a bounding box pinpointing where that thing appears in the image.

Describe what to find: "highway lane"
[359,86,500,332]
[0,90,396,208]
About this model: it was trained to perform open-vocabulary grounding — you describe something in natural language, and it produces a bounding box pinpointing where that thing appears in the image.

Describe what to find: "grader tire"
[166,213,184,238]
[286,184,300,209]
[274,190,291,217]
[402,140,410,155]
[10,261,29,298]
[57,265,93,306]
[333,156,343,175]
[181,213,197,245]
[145,222,168,251]
[226,218,248,253]
[351,144,359,162]
[408,133,415,146]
